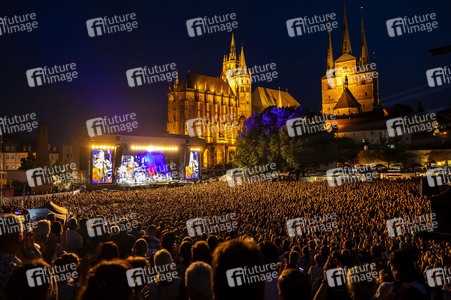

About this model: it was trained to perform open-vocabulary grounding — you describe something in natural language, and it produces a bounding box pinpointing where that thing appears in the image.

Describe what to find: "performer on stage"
[127,156,139,182]
[92,150,112,183]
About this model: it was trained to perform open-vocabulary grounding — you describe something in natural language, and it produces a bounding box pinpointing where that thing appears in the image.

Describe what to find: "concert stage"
[86,134,204,187]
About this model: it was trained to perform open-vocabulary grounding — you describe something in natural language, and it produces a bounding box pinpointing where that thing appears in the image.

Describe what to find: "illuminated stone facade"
[321,5,380,116]
[167,34,300,168]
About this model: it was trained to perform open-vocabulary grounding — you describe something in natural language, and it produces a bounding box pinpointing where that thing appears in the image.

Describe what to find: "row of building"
[1,3,449,185]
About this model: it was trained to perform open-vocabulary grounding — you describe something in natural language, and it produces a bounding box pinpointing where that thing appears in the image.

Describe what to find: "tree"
[233,106,358,175]
[368,137,412,169]
[19,153,36,170]
[428,150,451,165]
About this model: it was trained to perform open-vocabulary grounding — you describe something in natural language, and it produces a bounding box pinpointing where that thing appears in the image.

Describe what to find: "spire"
[360,7,369,68]
[229,33,236,60]
[326,16,334,72]
[239,45,247,69]
[174,71,179,88]
[341,0,352,55]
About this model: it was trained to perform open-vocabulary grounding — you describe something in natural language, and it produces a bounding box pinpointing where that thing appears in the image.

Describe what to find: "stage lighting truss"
[130,145,179,152]
[91,145,117,150]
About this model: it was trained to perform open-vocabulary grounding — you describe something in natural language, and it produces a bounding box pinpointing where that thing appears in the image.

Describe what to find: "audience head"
[278,268,312,300]
[80,260,133,300]
[98,242,120,261]
[6,259,57,300]
[185,261,212,300]
[192,241,212,265]
[132,238,148,257]
[0,214,23,253]
[212,239,265,300]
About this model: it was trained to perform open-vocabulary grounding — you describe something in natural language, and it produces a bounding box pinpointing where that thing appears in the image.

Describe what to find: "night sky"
[1,0,450,145]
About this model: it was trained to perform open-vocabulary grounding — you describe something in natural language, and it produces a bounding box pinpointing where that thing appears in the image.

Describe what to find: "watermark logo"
[126,63,177,87]
[386,13,438,37]
[0,214,38,235]
[287,114,337,137]
[226,263,278,287]
[286,214,338,237]
[186,213,238,237]
[225,63,278,84]
[225,163,278,187]
[26,163,77,187]
[426,267,451,287]
[86,213,138,237]
[326,164,377,187]
[86,113,138,137]
[0,13,38,36]
[126,264,178,287]
[186,13,238,37]
[86,217,106,237]
[386,213,437,237]
[26,263,78,287]
[1,216,20,236]
[386,113,437,137]
[326,268,346,287]
[326,263,378,287]
[426,66,451,88]
[186,114,238,137]
[86,13,138,37]
[286,13,337,37]
[326,63,377,88]
[0,113,38,135]
[26,63,78,87]
[426,167,450,187]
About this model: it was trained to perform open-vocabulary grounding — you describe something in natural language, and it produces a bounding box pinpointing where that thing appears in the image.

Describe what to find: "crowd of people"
[0,179,450,300]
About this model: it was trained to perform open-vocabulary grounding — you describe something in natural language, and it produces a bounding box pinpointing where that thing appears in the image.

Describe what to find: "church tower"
[221,34,252,120]
[321,3,380,116]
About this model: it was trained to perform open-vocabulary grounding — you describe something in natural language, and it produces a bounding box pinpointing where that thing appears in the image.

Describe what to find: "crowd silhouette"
[0,179,450,300]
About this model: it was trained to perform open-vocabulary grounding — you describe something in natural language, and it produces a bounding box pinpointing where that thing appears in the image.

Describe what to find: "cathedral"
[321,4,383,116]
[322,4,391,149]
[167,34,300,168]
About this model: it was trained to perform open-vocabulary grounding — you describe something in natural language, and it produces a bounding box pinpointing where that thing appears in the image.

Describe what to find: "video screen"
[117,152,171,184]
[186,151,199,179]
[92,149,113,184]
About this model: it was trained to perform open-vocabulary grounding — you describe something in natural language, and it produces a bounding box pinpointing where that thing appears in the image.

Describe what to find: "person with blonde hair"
[148,249,181,300]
